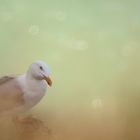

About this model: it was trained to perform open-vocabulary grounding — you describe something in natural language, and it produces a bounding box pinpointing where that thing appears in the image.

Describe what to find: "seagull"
[0,60,52,117]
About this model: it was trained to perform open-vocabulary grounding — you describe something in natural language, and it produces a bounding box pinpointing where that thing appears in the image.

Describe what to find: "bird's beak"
[43,76,52,86]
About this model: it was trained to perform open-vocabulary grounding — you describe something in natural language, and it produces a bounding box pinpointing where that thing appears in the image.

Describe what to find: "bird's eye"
[39,66,43,70]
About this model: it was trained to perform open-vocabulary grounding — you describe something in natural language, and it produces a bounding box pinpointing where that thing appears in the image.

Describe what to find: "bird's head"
[27,60,52,86]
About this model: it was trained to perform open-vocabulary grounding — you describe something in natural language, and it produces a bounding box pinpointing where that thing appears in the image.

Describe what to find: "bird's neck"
[17,74,47,107]
[25,74,47,94]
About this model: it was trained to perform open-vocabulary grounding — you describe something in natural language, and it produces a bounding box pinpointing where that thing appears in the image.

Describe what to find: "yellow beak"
[43,76,52,86]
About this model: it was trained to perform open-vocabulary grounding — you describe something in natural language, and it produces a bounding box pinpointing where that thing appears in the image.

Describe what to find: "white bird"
[0,60,52,117]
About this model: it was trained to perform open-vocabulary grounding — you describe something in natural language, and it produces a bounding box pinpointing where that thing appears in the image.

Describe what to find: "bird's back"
[0,76,14,85]
[0,76,25,115]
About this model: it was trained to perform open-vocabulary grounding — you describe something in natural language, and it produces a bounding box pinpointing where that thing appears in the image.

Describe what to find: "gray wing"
[0,76,25,114]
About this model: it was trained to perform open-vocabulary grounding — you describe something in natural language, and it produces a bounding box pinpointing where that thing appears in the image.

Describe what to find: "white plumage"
[0,60,52,117]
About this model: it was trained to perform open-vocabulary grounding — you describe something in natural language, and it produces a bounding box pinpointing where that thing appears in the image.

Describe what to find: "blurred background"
[0,0,140,140]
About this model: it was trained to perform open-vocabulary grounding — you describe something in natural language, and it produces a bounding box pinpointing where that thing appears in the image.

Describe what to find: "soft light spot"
[57,35,89,51]
[92,98,102,109]
[55,11,66,22]
[68,39,89,51]
[122,41,136,57]
[29,25,40,35]
[74,40,89,50]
